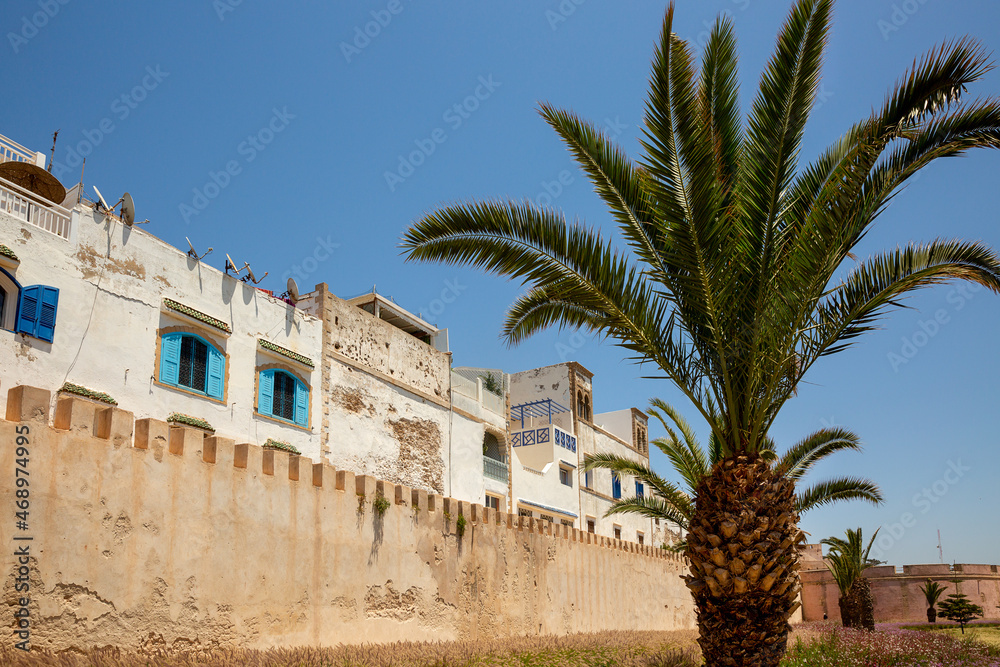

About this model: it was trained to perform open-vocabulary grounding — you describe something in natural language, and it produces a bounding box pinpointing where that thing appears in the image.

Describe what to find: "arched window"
[583,394,592,421]
[0,268,19,331]
[577,390,591,421]
[258,369,309,427]
[483,432,504,462]
[159,332,225,399]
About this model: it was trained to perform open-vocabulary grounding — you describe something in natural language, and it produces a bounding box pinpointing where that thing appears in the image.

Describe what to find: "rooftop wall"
[0,386,694,651]
[0,207,323,458]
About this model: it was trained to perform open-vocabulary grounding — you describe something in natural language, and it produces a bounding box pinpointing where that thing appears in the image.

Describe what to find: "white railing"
[0,176,72,239]
[451,371,478,400]
[482,390,504,417]
[450,370,506,417]
[0,134,40,165]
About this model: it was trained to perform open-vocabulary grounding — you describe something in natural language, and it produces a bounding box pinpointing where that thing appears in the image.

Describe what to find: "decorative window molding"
[256,367,310,428]
[157,330,226,400]
[258,338,314,368]
[163,298,231,334]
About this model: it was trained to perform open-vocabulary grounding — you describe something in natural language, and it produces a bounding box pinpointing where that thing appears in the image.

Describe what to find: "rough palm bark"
[839,577,875,631]
[685,456,802,667]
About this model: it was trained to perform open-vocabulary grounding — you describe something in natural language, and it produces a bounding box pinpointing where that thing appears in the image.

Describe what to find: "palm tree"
[822,527,879,630]
[920,579,948,623]
[582,398,883,546]
[400,0,1000,663]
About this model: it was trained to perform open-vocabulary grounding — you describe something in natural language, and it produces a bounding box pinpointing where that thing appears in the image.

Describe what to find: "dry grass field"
[0,630,701,667]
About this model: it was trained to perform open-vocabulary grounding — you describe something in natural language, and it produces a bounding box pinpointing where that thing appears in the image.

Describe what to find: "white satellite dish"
[287,277,299,303]
[121,192,135,225]
[246,266,257,284]
[225,253,240,275]
[92,185,109,211]
[185,237,213,261]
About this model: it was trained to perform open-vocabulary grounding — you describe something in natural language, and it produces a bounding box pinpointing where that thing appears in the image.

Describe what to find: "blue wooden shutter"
[293,379,309,427]
[612,473,622,499]
[206,345,225,399]
[16,286,40,337]
[635,481,644,498]
[159,333,181,385]
[258,370,274,415]
[35,287,59,343]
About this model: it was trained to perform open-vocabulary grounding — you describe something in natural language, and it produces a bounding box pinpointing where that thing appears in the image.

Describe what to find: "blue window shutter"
[35,287,59,343]
[159,333,181,385]
[16,286,40,337]
[636,481,644,498]
[258,370,274,415]
[206,345,225,399]
[293,380,309,427]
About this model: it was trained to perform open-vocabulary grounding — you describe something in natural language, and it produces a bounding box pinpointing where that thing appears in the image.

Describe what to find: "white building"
[2,130,668,547]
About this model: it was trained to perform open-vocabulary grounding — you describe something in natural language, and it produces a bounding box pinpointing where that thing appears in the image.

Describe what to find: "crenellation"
[395,483,410,505]
[203,436,235,465]
[134,417,168,451]
[5,384,50,423]
[169,425,204,457]
[54,395,97,433]
[356,474,377,499]
[94,406,134,448]
[336,469,354,492]
[287,454,302,481]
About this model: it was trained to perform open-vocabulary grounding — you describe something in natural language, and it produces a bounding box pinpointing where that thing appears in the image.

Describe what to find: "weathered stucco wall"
[1,387,694,651]
[801,563,1000,622]
[0,208,323,458]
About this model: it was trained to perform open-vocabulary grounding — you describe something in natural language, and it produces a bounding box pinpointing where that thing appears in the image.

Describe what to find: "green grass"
[904,623,1000,648]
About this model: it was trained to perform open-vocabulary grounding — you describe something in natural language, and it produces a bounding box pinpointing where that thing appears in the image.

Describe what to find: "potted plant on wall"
[920,579,947,623]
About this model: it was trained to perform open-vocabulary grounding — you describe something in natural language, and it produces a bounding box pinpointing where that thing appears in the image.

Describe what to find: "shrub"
[374,494,391,516]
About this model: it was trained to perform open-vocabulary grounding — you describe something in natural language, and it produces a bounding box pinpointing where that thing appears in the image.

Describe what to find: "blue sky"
[2,1,998,566]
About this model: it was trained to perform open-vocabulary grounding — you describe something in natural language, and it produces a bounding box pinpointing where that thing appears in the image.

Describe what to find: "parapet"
[2,384,685,566]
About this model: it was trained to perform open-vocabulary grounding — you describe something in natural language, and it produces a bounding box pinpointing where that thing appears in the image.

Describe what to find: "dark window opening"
[273,371,296,421]
[587,519,596,534]
[179,336,208,392]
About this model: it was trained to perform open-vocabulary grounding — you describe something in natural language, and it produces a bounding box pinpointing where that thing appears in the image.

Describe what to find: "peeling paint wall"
[0,390,695,651]
[0,208,323,458]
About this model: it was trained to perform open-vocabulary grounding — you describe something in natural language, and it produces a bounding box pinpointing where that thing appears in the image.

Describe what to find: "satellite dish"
[287,278,299,303]
[241,264,267,285]
[92,185,110,211]
[121,192,135,225]
[185,237,213,261]
[246,266,257,284]
[225,254,240,275]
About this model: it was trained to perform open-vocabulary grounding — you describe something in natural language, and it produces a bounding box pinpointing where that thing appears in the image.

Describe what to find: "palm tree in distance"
[400,0,1000,663]
[822,527,880,630]
[582,398,883,545]
[920,579,948,623]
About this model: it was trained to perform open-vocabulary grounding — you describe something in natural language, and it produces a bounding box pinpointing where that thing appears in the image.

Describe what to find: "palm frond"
[796,477,884,513]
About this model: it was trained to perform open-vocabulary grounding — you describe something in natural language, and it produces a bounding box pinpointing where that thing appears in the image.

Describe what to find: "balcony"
[0,134,72,239]
[483,456,509,483]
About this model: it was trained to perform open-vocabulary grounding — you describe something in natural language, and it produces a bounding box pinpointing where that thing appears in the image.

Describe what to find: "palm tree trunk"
[927,606,937,623]
[685,455,802,667]
[839,577,875,631]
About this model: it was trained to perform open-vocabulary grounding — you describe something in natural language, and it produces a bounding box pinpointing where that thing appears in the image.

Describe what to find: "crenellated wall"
[0,385,695,652]
[800,562,1000,623]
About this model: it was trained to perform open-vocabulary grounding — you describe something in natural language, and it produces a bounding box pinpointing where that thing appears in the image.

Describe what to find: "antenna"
[185,237,213,261]
[937,529,944,564]
[48,130,59,174]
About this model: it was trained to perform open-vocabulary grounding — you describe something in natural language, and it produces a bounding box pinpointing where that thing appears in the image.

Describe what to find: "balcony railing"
[0,176,72,240]
[0,134,39,165]
[483,456,508,483]
[511,424,576,453]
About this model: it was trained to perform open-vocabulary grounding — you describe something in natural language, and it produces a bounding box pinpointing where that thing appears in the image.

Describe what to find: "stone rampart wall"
[0,386,694,652]
[800,563,1000,623]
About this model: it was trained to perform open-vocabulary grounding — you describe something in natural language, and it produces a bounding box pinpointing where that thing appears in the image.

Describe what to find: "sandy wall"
[0,385,695,652]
